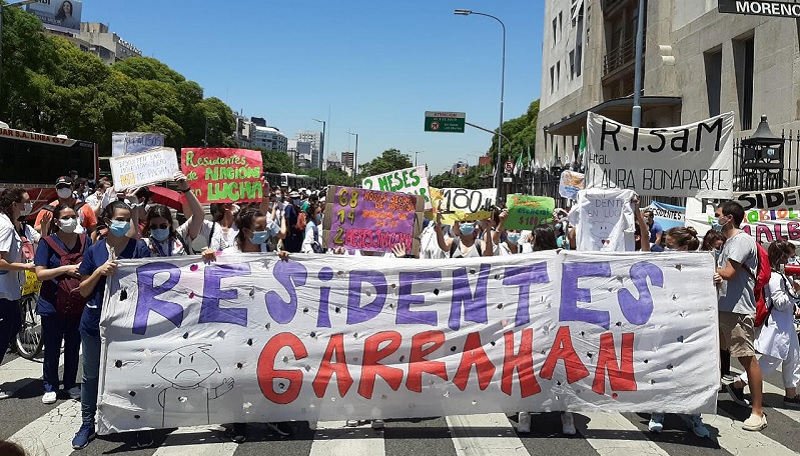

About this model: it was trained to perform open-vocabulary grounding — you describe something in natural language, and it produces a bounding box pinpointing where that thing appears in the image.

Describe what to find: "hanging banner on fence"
[322,186,424,254]
[362,166,432,210]
[644,201,686,231]
[559,170,585,200]
[96,251,719,434]
[109,148,179,192]
[569,189,636,252]
[586,112,735,198]
[429,187,497,224]
[181,148,263,204]
[686,185,800,243]
[505,194,555,230]
[112,132,165,157]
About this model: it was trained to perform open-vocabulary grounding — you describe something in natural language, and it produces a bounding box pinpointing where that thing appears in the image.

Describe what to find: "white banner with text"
[586,112,734,198]
[97,252,719,434]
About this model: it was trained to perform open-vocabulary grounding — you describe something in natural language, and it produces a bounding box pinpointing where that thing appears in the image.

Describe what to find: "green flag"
[578,127,586,165]
[514,150,524,176]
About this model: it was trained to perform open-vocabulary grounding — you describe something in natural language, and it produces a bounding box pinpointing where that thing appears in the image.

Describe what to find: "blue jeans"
[0,298,21,366]
[79,308,101,426]
[41,313,81,393]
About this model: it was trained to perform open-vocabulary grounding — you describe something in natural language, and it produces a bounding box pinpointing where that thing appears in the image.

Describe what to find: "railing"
[603,33,643,76]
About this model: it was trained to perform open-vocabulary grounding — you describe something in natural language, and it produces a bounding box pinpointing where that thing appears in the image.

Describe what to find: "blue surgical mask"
[275,195,283,202]
[507,232,521,244]
[460,223,475,236]
[109,220,130,237]
[249,230,269,245]
[788,256,799,265]
[151,228,170,242]
[711,215,727,232]
[293,199,301,207]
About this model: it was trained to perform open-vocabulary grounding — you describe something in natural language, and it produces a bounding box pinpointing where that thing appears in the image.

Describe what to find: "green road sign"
[424,111,466,133]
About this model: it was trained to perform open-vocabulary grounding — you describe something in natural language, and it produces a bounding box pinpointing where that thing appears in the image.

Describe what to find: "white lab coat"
[755,272,799,361]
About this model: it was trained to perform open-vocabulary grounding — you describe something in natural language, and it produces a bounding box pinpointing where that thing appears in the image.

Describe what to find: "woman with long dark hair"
[139,173,204,256]
[72,201,151,450]
[0,188,35,400]
[34,204,90,405]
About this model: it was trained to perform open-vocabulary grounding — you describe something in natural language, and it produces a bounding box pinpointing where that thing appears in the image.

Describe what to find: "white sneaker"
[42,391,57,404]
[561,412,576,435]
[742,413,767,432]
[0,389,12,400]
[649,413,665,433]
[517,412,531,433]
[67,386,81,400]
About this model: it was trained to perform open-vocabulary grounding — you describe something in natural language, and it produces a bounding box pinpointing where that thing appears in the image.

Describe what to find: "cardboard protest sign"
[97,251,719,434]
[559,170,585,200]
[644,201,685,231]
[505,194,555,230]
[181,148,263,204]
[429,187,497,224]
[686,185,800,243]
[112,132,165,157]
[109,147,179,192]
[362,166,432,210]
[586,112,734,198]
[322,186,424,254]
[568,188,636,252]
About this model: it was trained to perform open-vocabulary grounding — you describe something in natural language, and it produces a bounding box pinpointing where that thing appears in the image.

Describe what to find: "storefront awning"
[544,96,683,137]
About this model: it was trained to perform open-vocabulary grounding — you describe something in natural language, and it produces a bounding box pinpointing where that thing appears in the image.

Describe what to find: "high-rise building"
[253,126,288,152]
[51,22,142,65]
[451,160,469,177]
[296,130,323,169]
[341,151,354,170]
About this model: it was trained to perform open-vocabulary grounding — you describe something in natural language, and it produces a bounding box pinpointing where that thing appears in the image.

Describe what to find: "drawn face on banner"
[589,221,613,245]
[152,344,222,388]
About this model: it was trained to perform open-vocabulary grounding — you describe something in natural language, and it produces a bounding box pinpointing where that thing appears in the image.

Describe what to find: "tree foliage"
[429,164,490,190]
[358,148,413,179]
[0,7,236,155]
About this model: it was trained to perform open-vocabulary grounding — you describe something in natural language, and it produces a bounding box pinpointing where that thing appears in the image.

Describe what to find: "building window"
[550,66,555,93]
[569,50,576,80]
[553,17,558,46]
[559,11,563,40]
[704,49,722,117]
[556,61,561,91]
[733,35,755,129]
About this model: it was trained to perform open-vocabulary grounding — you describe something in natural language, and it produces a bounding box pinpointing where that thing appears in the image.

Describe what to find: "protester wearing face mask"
[647,226,710,438]
[0,189,37,400]
[282,191,305,253]
[35,176,97,235]
[435,208,493,258]
[301,202,325,254]
[33,204,90,406]
[729,241,800,409]
[72,201,151,450]
[138,173,205,257]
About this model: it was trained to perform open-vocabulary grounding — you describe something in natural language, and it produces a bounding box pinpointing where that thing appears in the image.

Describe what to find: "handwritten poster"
[644,201,686,231]
[586,112,734,198]
[181,148,263,204]
[322,186,424,254]
[96,251,720,434]
[686,185,800,244]
[559,170,585,200]
[362,166,432,210]
[568,188,636,252]
[505,194,555,230]
[109,147,179,192]
[112,132,165,157]
[429,187,497,224]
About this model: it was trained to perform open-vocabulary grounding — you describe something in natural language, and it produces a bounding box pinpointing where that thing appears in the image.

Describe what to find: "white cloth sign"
[112,132,165,157]
[686,185,800,244]
[109,147,179,191]
[362,166,432,210]
[97,251,719,434]
[586,112,734,198]
[569,189,636,252]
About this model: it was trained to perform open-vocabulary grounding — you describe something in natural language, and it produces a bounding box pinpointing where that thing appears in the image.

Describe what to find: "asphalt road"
[1,349,799,456]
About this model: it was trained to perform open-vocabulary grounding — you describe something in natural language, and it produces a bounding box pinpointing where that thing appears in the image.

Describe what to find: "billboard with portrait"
[27,0,83,33]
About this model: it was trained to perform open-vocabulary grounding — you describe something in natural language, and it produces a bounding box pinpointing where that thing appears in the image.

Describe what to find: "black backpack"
[41,234,88,316]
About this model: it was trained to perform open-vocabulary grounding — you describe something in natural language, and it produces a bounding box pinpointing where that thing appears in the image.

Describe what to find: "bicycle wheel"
[16,294,43,360]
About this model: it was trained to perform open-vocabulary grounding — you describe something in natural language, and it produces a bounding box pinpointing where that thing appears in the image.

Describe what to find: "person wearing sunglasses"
[138,172,204,257]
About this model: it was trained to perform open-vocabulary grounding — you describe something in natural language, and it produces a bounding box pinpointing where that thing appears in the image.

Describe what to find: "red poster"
[181,148,263,203]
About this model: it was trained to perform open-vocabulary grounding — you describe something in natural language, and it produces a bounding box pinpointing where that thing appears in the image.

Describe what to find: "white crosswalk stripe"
[2,353,800,456]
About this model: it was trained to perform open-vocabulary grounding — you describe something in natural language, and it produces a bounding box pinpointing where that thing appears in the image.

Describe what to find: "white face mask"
[56,187,72,199]
[19,202,32,216]
[59,218,78,233]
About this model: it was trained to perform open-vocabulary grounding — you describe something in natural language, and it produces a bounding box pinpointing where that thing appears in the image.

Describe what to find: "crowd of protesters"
[0,171,797,449]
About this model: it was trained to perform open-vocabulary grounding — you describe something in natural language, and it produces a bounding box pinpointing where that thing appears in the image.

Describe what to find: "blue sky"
[81,1,544,175]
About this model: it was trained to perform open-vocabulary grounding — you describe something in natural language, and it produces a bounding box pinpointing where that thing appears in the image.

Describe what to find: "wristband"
[180,187,192,193]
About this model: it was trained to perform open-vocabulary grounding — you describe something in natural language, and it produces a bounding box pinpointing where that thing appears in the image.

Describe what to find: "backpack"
[42,234,88,316]
[295,212,307,232]
[749,243,773,327]
[310,224,325,253]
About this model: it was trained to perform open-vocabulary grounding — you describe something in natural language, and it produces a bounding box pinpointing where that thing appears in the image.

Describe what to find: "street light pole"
[313,118,326,187]
[631,0,645,128]
[455,9,505,197]
[348,131,359,179]
[0,0,38,111]
[414,151,422,167]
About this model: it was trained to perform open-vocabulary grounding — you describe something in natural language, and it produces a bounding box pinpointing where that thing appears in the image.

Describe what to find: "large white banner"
[687,185,800,244]
[97,252,719,434]
[586,112,735,198]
